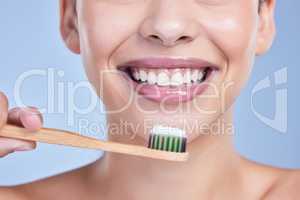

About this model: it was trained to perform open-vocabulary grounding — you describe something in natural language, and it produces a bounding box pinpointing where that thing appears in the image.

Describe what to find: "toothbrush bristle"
[148,126,187,153]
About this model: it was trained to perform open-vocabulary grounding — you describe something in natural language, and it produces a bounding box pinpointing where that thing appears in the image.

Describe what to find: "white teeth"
[133,71,140,81]
[140,70,147,82]
[147,72,157,85]
[198,71,204,81]
[191,70,198,82]
[157,72,169,86]
[183,70,191,84]
[170,72,183,86]
[132,68,208,86]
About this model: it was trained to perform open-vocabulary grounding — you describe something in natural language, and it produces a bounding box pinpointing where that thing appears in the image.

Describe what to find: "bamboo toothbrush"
[0,124,188,162]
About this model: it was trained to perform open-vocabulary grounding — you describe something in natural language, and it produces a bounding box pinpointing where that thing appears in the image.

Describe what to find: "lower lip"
[129,69,217,104]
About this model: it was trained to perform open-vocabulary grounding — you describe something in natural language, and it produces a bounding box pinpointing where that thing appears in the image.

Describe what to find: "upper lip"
[117,57,219,70]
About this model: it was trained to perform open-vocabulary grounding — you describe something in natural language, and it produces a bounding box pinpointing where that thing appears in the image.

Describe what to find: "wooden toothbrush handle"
[0,124,188,162]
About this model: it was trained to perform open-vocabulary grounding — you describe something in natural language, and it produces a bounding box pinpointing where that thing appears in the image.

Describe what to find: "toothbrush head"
[148,125,187,153]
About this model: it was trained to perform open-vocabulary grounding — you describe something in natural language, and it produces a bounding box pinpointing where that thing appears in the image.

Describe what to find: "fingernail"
[21,114,41,131]
[15,145,34,151]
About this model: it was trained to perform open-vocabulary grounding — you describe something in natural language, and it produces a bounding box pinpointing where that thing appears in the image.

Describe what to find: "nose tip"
[139,12,199,47]
[147,30,194,47]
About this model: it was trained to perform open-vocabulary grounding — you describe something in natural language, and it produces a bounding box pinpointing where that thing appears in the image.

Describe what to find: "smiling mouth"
[117,58,219,103]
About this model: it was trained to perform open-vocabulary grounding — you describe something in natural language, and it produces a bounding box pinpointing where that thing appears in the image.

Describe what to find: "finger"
[0,91,8,128]
[0,137,36,157]
[7,107,22,126]
[8,107,43,132]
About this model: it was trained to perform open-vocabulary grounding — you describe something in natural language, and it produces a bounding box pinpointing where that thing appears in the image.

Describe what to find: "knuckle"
[8,107,21,118]
[9,107,21,114]
[0,92,8,105]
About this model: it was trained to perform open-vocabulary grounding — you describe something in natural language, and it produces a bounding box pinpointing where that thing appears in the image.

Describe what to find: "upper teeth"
[132,69,206,86]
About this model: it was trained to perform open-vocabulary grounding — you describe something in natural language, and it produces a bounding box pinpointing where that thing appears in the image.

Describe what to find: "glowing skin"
[0,0,299,199]
[68,0,271,143]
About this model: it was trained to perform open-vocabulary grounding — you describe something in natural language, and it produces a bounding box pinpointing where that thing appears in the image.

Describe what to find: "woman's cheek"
[79,3,145,63]
[201,13,259,111]
[204,13,258,60]
[78,12,141,100]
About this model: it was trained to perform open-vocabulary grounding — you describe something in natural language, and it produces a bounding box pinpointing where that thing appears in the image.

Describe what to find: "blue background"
[0,1,299,185]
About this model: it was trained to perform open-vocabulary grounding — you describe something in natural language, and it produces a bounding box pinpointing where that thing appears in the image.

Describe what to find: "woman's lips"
[117,57,219,103]
[119,57,218,69]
